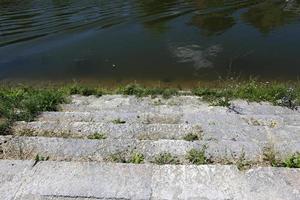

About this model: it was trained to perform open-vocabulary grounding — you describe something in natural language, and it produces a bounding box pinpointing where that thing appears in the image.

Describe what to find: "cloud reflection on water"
[171,44,222,70]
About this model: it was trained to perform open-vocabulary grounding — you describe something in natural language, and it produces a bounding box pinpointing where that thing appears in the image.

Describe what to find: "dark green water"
[0,0,300,83]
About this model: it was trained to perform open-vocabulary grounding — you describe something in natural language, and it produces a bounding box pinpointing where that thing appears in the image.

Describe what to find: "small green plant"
[211,97,231,107]
[119,84,145,97]
[35,154,49,161]
[112,118,126,124]
[263,146,281,167]
[129,152,145,164]
[183,133,201,141]
[118,84,178,98]
[106,152,127,163]
[186,148,207,165]
[283,153,300,168]
[0,119,10,135]
[87,133,106,140]
[236,151,251,171]
[153,153,180,165]
[68,84,103,97]
[33,154,49,167]
[161,88,178,99]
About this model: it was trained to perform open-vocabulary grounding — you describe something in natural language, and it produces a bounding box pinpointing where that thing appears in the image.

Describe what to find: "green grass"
[118,84,178,98]
[87,133,107,140]
[236,151,251,171]
[67,84,104,97]
[183,133,201,141]
[283,153,300,168]
[153,152,180,165]
[0,86,66,135]
[129,152,145,164]
[106,152,128,163]
[262,147,300,168]
[106,151,145,164]
[193,80,300,107]
[33,154,49,167]
[112,118,126,124]
[186,148,208,165]
[263,146,281,167]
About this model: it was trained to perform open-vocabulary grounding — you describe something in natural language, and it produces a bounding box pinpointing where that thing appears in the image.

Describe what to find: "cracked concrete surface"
[1,95,300,199]
[0,160,299,200]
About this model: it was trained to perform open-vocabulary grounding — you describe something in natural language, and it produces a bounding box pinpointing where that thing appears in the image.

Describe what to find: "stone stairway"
[1,95,300,199]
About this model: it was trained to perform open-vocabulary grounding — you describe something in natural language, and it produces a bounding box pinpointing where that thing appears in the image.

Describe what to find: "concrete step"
[38,111,185,124]
[60,103,218,114]
[13,121,205,140]
[61,95,209,112]
[61,95,300,116]
[38,110,300,125]
[1,136,266,163]
[68,95,205,107]
[13,121,272,143]
[230,100,300,115]
[0,160,299,200]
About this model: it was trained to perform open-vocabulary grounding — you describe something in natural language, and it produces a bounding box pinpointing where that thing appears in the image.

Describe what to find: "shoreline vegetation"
[1,80,299,134]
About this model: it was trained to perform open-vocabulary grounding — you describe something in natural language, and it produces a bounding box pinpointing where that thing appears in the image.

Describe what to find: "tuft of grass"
[33,154,49,167]
[87,133,106,140]
[236,151,251,171]
[0,118,10,135]
[186,148,208,165]
[106,152,128,163]
[161,88,179,99]
[153,152,180,165]
[283,153,300,168]
[35,154,49,162]
[183,133,201,141]
[67,84,104,97]
[211,97,231,107]
[112,118,126,124]
[106,151,144,164]
[129,152,145,164]
[118,84,178,98]
[263,146,282,167]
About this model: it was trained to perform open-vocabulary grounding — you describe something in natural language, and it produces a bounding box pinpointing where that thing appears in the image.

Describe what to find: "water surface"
[1,0,300,83]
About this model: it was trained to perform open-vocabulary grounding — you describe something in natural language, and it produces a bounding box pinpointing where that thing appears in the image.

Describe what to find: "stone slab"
[0,160,299,200]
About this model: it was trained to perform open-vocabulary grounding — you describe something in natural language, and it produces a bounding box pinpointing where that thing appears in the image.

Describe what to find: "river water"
[0,0,300,83]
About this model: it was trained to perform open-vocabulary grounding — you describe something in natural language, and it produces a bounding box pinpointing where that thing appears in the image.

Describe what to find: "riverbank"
[1,80,300,134]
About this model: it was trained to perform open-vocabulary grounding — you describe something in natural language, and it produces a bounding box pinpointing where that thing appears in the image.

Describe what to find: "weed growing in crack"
[283,153,300,168]
[263,146,281,167]
[183,133,202,141]
[129,152,145,164]
[106,152,127,163]
[186,148,208,165]
[112,118,126,124]
[236,151,251,171]
[106,151,145,164]
[87,133,106,140]
[153,152,180,165]
[33,154,49,167]
[211,97,231,107]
